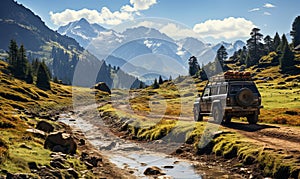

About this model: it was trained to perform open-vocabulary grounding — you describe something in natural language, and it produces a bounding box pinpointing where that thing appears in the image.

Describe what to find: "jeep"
[193,71,263,124]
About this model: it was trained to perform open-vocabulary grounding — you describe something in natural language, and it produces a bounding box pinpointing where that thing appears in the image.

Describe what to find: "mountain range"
[0,0,245,86]
[0,0,142,88]
[58,19,245,79]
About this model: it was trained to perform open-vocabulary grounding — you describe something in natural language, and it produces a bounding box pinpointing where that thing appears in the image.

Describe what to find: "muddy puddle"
[59,106,202,178]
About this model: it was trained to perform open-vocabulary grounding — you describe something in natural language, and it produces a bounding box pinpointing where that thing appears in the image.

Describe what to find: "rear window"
[211,86,218,95]
[219,85,227,94]
[230,83,258,94]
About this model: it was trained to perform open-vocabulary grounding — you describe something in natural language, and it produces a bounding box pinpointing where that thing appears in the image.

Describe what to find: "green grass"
[98,68,300,178]
[0,129,51,173]
[0,61,95,176]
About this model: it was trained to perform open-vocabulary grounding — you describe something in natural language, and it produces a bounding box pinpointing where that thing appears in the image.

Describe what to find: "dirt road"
[60,103,300,178]
[222,121,300,152]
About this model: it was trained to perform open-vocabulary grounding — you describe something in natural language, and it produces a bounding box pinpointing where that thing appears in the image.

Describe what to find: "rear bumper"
[225,105,263,111]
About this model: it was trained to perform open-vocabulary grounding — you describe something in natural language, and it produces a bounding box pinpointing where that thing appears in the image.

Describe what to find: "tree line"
[7,40,51,90]
[188,15,300,79]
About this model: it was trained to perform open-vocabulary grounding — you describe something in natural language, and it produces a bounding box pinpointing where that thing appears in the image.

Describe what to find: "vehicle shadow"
[222,121,279,132]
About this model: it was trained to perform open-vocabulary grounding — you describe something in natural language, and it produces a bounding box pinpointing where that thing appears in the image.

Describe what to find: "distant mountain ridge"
[0,0,83,52]
[58,18,107,48]
[57,18,245,69]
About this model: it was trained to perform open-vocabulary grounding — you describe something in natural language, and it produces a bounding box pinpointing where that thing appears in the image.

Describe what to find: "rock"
[26,128,46,138]
[6,173,35,178]
[86,156,102,167]
[84,161,94,169]
[79,139,85,145]
[52,145,65,153]
[20,143,32,150]
[162,166,174,169]
[100,142,116,150]
[81,152,88,160]
[175,148,184,154]
[50,160,66,169]
[44,132,77,154]
[28,162,38,170]
[36,121,54,133]
[140,163,147,166]
[144,166,165,176]
[92,82,111,94]
[67,168,79,178]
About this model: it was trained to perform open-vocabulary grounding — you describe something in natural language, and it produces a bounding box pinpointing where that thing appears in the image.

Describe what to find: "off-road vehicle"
[193,71,263,124]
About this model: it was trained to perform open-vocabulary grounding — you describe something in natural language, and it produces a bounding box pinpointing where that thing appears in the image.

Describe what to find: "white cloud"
[193,17,256,40]
[263,12,272,16]
[130,0,157,11]
[263,3,276,8]
[160,23,201,39]
[50,0,157,26]
[248,8,260,12]
[130,21,202,40]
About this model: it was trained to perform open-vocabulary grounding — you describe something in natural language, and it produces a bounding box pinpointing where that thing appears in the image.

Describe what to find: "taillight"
[226,97,230,105]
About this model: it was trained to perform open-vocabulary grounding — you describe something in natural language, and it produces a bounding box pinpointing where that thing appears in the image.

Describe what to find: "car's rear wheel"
[193,105,203,121]
[247,112,258,124]
[223,115,232,124]
[212,104,222,123]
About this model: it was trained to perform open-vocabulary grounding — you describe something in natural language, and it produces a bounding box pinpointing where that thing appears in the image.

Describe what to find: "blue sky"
[16,0,300,43]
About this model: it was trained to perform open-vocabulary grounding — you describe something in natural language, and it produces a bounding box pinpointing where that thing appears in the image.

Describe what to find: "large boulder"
[36,121,54,133]
[44,132,77,154]
[144,166,165,176]
[92,82,111,94]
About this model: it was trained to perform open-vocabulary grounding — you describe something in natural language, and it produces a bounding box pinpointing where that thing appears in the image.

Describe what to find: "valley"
[1,0,300,178]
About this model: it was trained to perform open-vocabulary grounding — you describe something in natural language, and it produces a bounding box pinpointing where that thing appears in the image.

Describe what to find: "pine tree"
[264,35,274,53]
[158,75,163,84]
[32,58,39,75]
[16,44,28,80]
[215,45,228,72]
[8,39,18,73]
[278,34,289,53]
[169,75,172,81]
[139,81,145,89]
[246,28,264,67]
[25,64,34,84]
[152,78,159,89]
[273,32,281,51]
[290,16,300,48]
[188,56,200,76]
[199,68,208,81]
[36,61,51,90]
[279,35,295,72]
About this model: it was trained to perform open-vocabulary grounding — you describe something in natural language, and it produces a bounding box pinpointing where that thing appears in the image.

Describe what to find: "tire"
[247,113,258,124]
[236,88,254,107]
[193,105,203,121]
[223,116,232,124]
[212,104,222,123]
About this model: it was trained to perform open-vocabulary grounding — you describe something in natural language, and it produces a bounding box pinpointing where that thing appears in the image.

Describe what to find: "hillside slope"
[0,61,129,178]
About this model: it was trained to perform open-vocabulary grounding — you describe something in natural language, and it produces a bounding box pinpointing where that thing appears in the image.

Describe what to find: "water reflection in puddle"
[60,113,202,179]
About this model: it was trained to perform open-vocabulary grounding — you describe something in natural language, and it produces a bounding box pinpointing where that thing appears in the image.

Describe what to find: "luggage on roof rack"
[209,71,252,82]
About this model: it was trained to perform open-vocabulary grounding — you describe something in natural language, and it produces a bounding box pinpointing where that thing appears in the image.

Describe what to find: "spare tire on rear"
[236,88,254,107]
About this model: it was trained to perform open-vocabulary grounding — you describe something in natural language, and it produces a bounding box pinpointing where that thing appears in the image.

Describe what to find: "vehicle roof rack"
[209,71,252,82]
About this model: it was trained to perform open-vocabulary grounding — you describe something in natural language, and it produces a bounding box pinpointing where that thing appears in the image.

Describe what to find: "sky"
[15,0,300,44]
